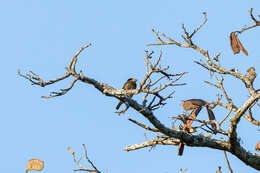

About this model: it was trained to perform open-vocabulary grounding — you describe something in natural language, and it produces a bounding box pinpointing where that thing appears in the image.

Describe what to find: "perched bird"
[116,78,137,110]
[246,67,256,84]
[256,141,260,151]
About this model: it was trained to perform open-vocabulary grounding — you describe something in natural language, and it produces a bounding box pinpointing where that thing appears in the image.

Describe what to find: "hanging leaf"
[230,32,248,56]
[256,141,260,151]
[236,34,248,56]
[181,99,207,110]
[230,32,240,54]
[26,159,44,173]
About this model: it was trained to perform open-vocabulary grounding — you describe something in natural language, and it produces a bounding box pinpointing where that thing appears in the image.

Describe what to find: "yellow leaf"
[26,159,44,173]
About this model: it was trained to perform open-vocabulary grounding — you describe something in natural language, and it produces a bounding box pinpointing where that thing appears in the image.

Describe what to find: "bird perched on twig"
[116,78,137,110]
[246,67,256,84]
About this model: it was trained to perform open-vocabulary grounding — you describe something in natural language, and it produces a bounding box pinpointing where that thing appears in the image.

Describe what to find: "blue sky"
[1,0,260,172]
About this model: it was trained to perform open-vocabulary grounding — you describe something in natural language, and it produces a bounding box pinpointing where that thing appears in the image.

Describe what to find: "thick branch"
[228,94,260,145]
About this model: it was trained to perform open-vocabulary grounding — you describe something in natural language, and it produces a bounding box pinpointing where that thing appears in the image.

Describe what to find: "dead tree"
[19,8,260,171]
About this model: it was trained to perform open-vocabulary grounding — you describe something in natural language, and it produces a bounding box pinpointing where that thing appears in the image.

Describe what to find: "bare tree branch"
[224,151,233,173]
[124,138,180,152]
[128,117,159,132]
[68,145,101,173]
[19,8,260,171]
[238,8,260,34]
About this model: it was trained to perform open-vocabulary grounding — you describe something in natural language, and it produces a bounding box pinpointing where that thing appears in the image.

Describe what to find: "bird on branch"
[116,78,137,110]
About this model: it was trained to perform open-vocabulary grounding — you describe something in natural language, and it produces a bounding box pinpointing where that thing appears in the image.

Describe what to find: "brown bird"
[256,141,260,151]
[116,78,137,110]
[246,67,256,84]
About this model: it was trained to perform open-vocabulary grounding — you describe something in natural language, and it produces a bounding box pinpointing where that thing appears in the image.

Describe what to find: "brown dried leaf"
[236,35,248,56]
[230,32,240,54]
[256,141,260,151]
[181,99,207,110]
[26,159,44,173]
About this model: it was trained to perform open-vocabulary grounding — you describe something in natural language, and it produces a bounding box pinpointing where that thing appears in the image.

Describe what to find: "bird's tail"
[116,101,123,110]
[178,142,184,156]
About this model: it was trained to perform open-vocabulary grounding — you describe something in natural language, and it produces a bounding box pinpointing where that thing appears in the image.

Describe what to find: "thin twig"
[219,109,232,126]
[128,118,159,132]
[224,151,233,173]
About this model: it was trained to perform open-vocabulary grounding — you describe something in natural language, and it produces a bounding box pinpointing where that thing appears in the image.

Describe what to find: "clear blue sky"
[1,0,260,172]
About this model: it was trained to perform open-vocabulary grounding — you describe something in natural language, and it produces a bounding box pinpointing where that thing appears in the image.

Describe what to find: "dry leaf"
[230,32,240,54]
[181,99,207,110]
[256,141,260,151]
[230,32,248,56]
[26,159,44,173]
[236,35,248,56]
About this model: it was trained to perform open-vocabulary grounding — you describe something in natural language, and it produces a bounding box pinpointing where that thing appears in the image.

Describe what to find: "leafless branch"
[238,8,260,34]
[19,9,260,170]
[18,43,92,97]
[42,76,79,98]
[215,102,260,126]
[190,12,207,38]
[124,137,180,152]
[219,109,232,126]
[68,145,101,173]
[224,151,233,173]
[128,117,159,132]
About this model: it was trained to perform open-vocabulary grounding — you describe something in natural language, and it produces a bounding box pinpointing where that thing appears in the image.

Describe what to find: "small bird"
[116,78,137,110]
[246,67,256,84]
